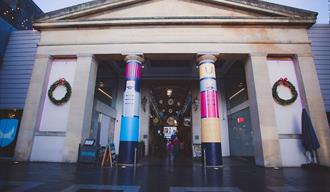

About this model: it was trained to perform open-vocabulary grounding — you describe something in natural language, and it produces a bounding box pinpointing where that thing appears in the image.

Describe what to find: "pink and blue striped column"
[198,54,223,167]
[118,55,143,165]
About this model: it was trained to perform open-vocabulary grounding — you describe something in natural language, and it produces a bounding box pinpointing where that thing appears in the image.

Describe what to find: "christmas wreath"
[48,78,72,105]
[272,77,298,106]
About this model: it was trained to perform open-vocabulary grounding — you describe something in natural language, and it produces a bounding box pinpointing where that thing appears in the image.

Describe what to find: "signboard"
[163,126,177,139]
[193,144,202,158]
[0,119,19,158]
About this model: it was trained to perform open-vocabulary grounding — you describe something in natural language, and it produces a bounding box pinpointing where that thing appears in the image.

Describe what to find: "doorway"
[147,81,193,160]
[228,108,254,157]
[222,56,255,160]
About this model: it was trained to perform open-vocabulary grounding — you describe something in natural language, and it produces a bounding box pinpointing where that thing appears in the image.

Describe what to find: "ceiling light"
[166,89,173,97]
[98,82,104,88]
[229,88,245,100]
[98,88,112,100]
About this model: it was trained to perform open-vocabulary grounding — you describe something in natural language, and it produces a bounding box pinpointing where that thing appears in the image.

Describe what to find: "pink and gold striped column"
[197,54,222,167]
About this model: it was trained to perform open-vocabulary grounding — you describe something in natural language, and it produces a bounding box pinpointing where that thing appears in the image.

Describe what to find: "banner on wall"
[0,119,19,158]
[123,90,140,117]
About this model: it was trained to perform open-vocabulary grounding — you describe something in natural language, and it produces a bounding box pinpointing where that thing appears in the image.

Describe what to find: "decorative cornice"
[33,17,316,29]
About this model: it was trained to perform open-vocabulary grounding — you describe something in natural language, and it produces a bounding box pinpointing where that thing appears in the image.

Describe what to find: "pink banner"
[200,91,219,118]
[125,62,141,80]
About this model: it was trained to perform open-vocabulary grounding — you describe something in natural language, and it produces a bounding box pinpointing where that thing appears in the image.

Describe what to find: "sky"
[33,0,329,23]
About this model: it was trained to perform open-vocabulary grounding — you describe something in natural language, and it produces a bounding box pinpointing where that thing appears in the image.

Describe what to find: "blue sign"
[81,151,96,157]
[0,119,19,148]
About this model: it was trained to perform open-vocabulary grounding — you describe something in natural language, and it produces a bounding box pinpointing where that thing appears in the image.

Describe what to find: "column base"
[118,141,138,165]
[202,142,223,166]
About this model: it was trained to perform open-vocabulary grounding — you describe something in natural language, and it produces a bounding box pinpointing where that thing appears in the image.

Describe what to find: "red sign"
[237,117,245,124]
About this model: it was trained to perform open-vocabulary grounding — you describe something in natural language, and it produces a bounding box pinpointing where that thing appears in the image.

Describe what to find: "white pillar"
[14,54,52,161]
[62,54,98,162]
[191,84,201,145]
[139,86,150,156]
[296,54,330,167]
[114,79,125,155]
[245,53,282,167]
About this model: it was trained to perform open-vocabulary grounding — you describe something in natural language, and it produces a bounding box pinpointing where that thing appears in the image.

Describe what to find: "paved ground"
[0,156,329,192]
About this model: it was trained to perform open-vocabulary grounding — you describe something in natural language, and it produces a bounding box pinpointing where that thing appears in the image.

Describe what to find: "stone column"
[245,53,282,167]
[62,54,98,162]
[197,54,222,167]
[14,54,52,161]
[295,54,330,167]
[139,87,150,156]
[118,55,144,165]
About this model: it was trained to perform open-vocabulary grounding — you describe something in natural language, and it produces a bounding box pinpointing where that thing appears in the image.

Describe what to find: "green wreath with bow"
[48,78,72,105]
[272,77,298,106]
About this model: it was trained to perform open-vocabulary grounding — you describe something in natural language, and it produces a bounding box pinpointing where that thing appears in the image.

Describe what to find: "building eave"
[33,17,316,29]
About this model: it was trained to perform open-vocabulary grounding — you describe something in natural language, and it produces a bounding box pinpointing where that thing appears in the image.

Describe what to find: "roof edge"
[35,0,129,21]
[222,0,318,17]
[33,17,316,30]
[35,0,318,23]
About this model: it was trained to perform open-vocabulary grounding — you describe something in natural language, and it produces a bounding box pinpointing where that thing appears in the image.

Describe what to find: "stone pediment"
[34,0,317,28]
[76,0,267,20]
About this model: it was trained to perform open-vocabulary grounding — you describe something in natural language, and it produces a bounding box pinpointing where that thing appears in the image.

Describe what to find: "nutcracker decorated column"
[118,55,144,165]
[197,54,223,167]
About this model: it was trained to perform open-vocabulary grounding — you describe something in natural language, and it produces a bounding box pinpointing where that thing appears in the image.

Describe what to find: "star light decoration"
[1,4,31,30]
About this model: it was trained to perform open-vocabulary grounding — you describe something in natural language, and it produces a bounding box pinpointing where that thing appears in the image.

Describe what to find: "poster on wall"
[123,80,140,117]
[163,126,177,139]
[192,144,202,158]
[0,119,19,158]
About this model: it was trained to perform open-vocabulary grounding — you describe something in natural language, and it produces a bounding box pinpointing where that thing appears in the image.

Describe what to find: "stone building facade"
[11,0,330,167]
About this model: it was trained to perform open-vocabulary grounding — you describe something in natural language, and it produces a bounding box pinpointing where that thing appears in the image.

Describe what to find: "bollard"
[203,148,206,168]
[134,147,137,167]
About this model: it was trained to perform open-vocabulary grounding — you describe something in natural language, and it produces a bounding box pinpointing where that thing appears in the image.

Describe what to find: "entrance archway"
[147,81,193,161]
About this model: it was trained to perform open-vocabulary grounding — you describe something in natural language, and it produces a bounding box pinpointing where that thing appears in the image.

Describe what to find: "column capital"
[124,55,144,63]
[197,54,218,65]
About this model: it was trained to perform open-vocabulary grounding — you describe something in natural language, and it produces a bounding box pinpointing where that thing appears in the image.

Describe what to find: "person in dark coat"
[302,108,320,164]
